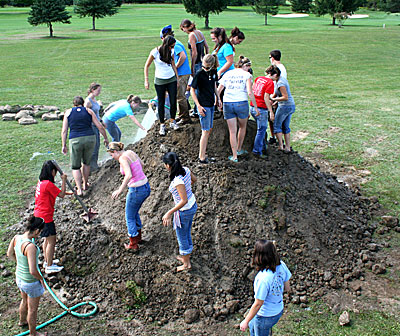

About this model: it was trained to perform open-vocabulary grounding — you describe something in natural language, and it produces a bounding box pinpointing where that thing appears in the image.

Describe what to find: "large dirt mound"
[16,119,380,335]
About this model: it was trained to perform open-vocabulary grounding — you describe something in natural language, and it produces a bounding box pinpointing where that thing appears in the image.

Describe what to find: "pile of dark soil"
[15,119,382,335]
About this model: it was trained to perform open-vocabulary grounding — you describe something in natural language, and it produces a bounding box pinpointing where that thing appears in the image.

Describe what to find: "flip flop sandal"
[228,156,238,163]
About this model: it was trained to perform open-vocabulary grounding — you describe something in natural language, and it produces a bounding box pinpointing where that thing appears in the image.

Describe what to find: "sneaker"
[268,137,277,145]
[237,149,248,156]
[43,259,60,268]
[45,264,64,274]
[170,121,180,130]
[159,124,166,136]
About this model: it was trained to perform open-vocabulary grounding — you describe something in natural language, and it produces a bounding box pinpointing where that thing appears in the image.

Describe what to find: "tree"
[182,0,228,29]
[378,0,400,12]
[27,0,71,37]
[74,0,119,30]
[291,0,312,13]
[313,0,362,25]
[252,0,280,25]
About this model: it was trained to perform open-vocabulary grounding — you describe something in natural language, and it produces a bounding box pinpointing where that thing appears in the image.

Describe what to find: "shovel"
[51,160,98,222]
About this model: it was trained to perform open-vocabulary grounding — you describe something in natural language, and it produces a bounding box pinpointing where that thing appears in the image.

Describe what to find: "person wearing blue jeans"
[240,240,292,335]
[269,65,295,152]
[108,142,150,250]
[162,152,197,272]
[251,107,269,156]
[103,95,146,142]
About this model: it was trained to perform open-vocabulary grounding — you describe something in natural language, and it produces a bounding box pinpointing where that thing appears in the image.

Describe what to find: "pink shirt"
[120,152,147,188]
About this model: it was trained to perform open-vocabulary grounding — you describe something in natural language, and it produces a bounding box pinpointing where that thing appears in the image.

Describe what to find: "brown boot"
[137,230,142,244]
[124,236,139,250]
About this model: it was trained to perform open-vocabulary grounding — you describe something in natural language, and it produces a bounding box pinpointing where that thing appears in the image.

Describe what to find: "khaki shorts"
[69,135,95,169]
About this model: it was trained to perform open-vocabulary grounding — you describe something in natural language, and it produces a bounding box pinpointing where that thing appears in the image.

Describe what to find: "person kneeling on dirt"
[240,240,292,335]
[61,96,109,196]
[34,160,71,274]
[162,152,197,272]
[7,216,47,336]
[108,142,151,250]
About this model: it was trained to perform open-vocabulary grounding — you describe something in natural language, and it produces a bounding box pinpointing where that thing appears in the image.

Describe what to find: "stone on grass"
[339,311,350,326]
[381,216,399,228]
[43,105,59,112]
[42,113,59,121]
[371,263,386,275]
[19,117,38,125]
[15,110,29,121]
[2,113,17,121]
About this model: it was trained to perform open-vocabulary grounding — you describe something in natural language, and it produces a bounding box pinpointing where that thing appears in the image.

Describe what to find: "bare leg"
[72,169,83,195]
[45,235,56,266]
[199,129,211,161]
[268,120,275,139]
[19,290,28,326]
[237,117,248,152]
[176,254,191,272]
[276,132,284,150]
[284,133,291,152]
[81,164,91,190]
[42,239,48,265]
[226,118,238,160]
[27,296,41,336]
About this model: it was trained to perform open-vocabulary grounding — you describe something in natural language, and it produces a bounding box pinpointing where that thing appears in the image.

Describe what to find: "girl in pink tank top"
[108,142,151,250]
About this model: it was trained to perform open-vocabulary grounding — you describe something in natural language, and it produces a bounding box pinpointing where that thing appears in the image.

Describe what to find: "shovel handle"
[51,160,90,213]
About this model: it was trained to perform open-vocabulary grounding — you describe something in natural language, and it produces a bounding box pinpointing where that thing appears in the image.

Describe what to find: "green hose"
[14,240,98,336]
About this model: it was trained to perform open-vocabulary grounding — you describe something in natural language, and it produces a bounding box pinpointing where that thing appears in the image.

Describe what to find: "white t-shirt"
[276,63,287,79]
[219,68,252,103]
[151,47,175,79]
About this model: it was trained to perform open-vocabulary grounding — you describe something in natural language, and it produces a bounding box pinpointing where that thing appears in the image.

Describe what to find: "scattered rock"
[2,269,12,277]
[371,264,386,275]
[381,216,399,228]
[42,113,60,121]
[19,117,38,125]
[2,113,17,121]
[184,308,200,324]
[339,311,350,326]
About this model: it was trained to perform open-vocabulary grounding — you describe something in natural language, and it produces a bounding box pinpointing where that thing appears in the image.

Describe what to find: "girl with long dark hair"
[240,240,292,335]
[34,160,69,274]
[210,27,234,79]
[144,35,180,136]
[162,152,197,272]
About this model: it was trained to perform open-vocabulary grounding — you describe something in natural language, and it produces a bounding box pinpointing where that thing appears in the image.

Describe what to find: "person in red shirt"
[250,67,276,157]
[34,161,69,274]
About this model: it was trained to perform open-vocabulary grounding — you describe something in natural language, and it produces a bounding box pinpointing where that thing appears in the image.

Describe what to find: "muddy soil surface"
[10,119,389,335]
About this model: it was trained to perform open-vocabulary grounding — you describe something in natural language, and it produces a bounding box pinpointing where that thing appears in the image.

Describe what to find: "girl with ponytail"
[162,152,197,272]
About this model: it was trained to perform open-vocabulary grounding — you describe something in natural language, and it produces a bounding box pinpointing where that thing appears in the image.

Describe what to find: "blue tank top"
[88,97,100,121]
[68,106,95,139]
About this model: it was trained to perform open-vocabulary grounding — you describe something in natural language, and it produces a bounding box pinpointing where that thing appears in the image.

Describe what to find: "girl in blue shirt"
[240,240,292,336]
[210,27,234,79]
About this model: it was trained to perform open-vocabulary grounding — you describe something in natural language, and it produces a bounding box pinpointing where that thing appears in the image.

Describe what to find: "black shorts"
[41,221,56,237]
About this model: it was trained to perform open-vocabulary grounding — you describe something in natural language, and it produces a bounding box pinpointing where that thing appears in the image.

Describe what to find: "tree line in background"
[0,0,398,37]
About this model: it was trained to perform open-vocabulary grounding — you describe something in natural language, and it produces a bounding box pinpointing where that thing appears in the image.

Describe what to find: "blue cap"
[160,25,173,39]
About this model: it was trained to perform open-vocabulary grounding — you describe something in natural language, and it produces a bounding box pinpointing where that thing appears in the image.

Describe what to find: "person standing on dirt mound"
[144,35,180,136]
[269,65,295,153]
[84,82,103,171]
[240,240,292,335]
[7,216,47,336]
[34,160,70,274]
[102,95,146,142]
[217,56,259,162]
[62,96,109,196]
[190,54,220,164]
[162,152,197,272]
[250,66,276,158]
[108,142,151,251]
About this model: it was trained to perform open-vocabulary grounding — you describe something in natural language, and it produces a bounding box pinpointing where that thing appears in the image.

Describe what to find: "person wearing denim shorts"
[250,72,275,157]
[7,217,47,336]
[162,152,197,272]
[240,240,292,336]
[190,54,219,163]
[218,56,259,162]
[62,96,109,196]
[108,142,151,251]
[269,67,295,152]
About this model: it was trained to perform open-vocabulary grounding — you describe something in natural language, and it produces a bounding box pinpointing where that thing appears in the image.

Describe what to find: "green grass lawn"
[0,4,399,335]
